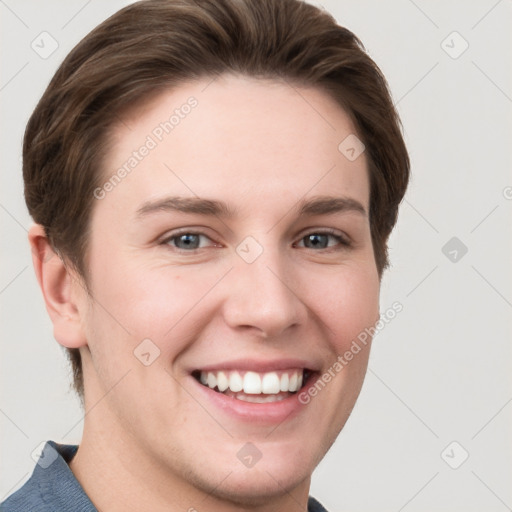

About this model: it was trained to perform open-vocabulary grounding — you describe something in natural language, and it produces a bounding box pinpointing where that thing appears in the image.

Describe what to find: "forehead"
[96,74,369,219]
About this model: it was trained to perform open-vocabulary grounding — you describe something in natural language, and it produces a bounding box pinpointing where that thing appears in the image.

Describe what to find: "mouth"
[191,368,316,404]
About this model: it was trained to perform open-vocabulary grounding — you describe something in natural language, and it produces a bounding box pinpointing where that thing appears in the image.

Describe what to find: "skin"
[29,74,380,512]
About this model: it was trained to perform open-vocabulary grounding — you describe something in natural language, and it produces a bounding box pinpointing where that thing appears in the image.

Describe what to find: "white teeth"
[289,372,298,392]
[198,369,305,395]
[232,392,289,403]
[217,371,229,392]
[280,373,289,392]
[229,371,243,393]
[207,372,217,389]
[262,373,281,394]
[243,371,262,394]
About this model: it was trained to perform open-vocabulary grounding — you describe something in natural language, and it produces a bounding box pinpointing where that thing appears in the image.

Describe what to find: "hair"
[23,0,410,405]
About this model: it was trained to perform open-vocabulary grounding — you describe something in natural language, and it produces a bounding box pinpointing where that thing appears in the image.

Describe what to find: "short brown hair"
[23,0,410,404]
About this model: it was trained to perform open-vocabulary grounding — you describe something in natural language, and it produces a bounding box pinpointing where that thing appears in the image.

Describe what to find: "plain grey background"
[1,1,511,510]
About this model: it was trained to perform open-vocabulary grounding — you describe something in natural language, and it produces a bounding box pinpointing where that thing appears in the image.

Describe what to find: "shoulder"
[1,473,46,512]
[308,495,329,512]
[1,440,94,512]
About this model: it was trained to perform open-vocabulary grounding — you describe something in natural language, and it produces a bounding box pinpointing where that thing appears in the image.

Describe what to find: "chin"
[202,464,311,507]
[219,446,316,496]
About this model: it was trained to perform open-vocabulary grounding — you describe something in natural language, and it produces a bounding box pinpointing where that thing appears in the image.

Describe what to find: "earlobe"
[28,224,88,349]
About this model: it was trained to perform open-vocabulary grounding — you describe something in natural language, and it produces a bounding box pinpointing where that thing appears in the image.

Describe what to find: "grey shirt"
[1,440,328,511]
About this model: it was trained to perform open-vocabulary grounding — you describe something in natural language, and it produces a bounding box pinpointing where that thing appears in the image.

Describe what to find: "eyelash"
[159,228,351,253]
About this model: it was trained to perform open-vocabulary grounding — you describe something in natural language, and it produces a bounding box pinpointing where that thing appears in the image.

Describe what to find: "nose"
[221,243,307,339]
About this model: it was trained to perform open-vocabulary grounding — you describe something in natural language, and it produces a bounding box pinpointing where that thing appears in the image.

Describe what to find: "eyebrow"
[135,195,367,219]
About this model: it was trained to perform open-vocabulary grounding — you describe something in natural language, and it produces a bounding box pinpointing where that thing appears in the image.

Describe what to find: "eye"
[295,230,350,250]
[161,231,216,251]
[159,228,350,253]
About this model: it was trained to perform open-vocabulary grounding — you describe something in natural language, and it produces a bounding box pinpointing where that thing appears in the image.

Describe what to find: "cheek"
[86,261,226,355]
[306,264,380,350]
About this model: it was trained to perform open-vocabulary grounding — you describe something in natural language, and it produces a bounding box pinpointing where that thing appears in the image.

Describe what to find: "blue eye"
[164,232,211,251]
[161,229,350,253]
[297,231,349,250]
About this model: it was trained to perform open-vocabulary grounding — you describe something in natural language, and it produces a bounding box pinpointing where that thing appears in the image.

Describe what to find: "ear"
[28,224,88,349]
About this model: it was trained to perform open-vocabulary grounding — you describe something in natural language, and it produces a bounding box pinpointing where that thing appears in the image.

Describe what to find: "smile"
[192,368,313,403]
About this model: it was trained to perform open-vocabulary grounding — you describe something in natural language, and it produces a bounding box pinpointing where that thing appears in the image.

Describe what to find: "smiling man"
[2,1,409,511]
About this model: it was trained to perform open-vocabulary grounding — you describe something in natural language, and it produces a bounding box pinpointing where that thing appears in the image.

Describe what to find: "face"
[75,74,380,504]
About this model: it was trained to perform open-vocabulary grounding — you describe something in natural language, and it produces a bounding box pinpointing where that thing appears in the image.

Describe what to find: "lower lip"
[190,374,315,424]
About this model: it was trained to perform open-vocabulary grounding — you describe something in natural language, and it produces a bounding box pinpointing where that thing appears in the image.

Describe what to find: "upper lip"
[191,358,320,373]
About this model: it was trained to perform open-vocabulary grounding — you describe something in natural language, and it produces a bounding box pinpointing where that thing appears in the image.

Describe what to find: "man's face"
[75,74,380,502]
